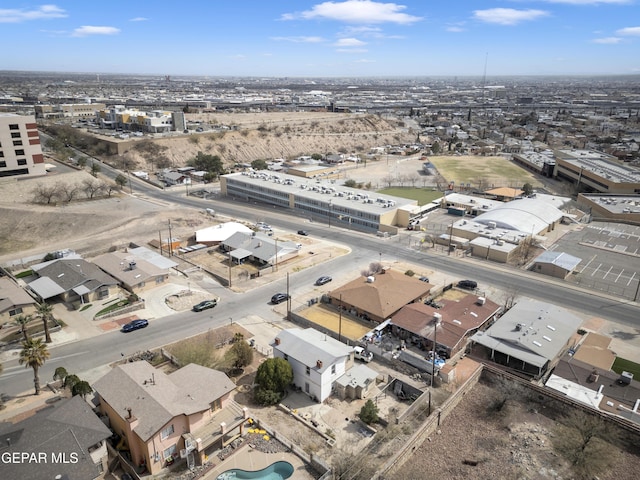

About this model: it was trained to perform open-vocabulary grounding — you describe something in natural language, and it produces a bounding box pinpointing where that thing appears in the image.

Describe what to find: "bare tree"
[409,173,420,187]
[553,409,619,479]
[82,179,105,199]
[382,175,394,188]
[32,183,60,204]
[57,181,81,203]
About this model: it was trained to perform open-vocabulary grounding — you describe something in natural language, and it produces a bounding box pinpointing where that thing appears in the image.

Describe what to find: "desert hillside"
[123,112,415,170]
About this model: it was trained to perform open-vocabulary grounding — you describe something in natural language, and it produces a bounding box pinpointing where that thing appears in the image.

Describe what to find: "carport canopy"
[231,248,252,262]
[28,277,66,300]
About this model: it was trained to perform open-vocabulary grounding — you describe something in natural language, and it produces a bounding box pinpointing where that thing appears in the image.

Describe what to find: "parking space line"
[628,272,637,287]
[602,266,613,280]
[580,255,597,274]
[615,269,624,283]
[591,263,602,277]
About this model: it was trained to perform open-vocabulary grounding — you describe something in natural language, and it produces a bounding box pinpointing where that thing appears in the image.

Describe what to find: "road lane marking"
[602,266,613,280]
[615,269,624,283]
[580,255,597,274]
[591,263,602,277]
[628,272,637,287]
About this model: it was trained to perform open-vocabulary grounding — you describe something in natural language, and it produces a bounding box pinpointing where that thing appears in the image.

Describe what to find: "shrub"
[405,270,415,276]
[254,388,282,406]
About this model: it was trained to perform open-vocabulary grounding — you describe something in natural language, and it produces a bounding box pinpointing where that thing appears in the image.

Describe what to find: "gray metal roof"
[128,246,178,269]
[534,251,582,271]
[471,299,583,368]
[223,232,298,263]
[275,328,353,373]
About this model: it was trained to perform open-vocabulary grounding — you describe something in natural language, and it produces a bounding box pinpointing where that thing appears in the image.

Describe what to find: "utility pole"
[168,220,173,256]
[228,249,232,288]
[338,294,343,343]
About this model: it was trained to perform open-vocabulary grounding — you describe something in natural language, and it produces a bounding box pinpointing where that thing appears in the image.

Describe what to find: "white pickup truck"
[354,346,373,363]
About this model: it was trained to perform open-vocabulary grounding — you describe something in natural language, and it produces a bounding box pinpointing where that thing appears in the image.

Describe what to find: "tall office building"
[0,113,46,178]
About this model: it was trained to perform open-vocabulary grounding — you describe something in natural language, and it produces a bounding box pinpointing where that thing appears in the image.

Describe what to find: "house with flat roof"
[93,361,244,475]
[273,328,355,402]
[0,395,111,480]
[220,231,299,267]
[470,299,583,377]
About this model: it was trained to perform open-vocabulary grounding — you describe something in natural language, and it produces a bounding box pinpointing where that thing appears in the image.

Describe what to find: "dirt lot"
[392,379,640,480]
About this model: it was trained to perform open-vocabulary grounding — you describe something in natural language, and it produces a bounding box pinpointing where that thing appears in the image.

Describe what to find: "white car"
[354,346,373,363]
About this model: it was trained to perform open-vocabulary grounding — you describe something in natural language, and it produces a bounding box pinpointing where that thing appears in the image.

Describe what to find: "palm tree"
[15,314,34,342]
[18,338,50,395]
[35,302,54,343]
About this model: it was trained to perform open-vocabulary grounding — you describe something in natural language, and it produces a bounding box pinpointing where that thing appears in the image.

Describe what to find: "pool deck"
[202,444,318,480]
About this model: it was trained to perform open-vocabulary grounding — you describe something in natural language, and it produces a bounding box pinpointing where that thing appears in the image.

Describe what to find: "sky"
[1,1,639,77]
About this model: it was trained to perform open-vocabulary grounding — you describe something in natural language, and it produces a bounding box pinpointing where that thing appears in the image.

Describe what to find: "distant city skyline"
[1,1,639,77]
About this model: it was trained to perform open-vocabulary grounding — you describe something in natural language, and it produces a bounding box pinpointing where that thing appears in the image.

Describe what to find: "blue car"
[121,319,149,332]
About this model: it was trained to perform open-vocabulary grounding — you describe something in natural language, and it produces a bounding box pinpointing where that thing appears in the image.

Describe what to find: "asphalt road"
[2,160,638,398]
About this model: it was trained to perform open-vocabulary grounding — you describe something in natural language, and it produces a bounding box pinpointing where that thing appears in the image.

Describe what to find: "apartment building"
[0,113,46,178]
[95,105,185,133]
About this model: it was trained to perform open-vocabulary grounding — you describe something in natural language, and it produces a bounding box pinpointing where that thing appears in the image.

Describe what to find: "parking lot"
[551,222,640,300]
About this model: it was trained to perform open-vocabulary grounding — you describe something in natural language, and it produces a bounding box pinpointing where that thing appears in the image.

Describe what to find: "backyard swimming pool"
[216,460,294,480]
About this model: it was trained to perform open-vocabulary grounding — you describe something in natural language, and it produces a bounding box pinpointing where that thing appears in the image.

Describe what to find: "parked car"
[121,319,149,333]
[354,346,373,363]
[315,275,332,286]
[297,230,309,236]
[192,298,219,312]
[418,276,430,282]
[457,279,478,290]
[271,293,289,304]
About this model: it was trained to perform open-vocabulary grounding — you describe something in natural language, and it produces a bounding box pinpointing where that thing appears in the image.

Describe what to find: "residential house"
[28,258,119,304]
[273,328,355,402]
[221,231,299,267]
[328,269,433,324]
[546,353,640,425]
[91,251,169,294]
[334,363,379,400]
[161,171,192,186]
[531,251,582,279]
[93,361,244,475]
[470,299,583,377]
[0,276,37,323]
[391,294,501,358]
[0,395,111,480]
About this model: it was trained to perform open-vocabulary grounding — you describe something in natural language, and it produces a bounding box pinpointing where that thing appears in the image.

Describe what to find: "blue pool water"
[216,461,294,480]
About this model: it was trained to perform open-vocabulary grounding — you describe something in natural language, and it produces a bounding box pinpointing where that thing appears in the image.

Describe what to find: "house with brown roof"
[0,276,38,323]
[93,361,245,475]
[328,269,432,324]
[91,251,169,294]
[391,294,501,358]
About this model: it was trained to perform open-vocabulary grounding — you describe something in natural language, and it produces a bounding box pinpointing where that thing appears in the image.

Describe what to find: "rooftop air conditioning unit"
[366,276,375,283]
[476,297,486,306]
[433,312,442,321]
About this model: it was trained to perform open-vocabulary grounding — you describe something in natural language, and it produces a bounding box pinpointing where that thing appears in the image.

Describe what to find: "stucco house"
[0,276,38,323]
[328,268,433,324]
[28,258,119,305]
[273,328,355,402]
[221,231,300,267]
[91,251,169,293]
[0,395,111,480]
[391,293,501,358]
[93,361,245,475]
[470,299,583,377]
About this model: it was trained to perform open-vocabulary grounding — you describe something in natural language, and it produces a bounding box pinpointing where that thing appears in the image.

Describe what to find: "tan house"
[0,276,37,323]
[93,361,246,475]
[92,251,169,293]
[391,294,502,358]
[328,269,433,324]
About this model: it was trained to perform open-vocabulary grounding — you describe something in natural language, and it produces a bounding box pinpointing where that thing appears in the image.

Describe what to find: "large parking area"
[551,222,640,300]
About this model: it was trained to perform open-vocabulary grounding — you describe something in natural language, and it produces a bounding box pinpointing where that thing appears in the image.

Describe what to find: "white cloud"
[72,26,120,37]
[271,36,325,43]
[333,37,367,47]
[129,17,148,22]
[0,4,67,23]
[282,0,422,25]
[616,26,640,36]
[592,37,622,43]
[336,48,368,53]
[446,24,466,33]
[355,58,375,63]
[473,8,549,26]
[539,0,630,4]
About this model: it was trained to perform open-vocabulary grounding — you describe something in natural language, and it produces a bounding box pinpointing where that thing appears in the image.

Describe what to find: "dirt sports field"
[429,155,544,190]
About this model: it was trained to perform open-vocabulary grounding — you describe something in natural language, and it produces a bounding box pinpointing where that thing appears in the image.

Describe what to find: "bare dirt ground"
[392,380,640,480]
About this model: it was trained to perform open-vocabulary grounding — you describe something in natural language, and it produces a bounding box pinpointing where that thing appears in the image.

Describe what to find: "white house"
[273,328,354,402]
